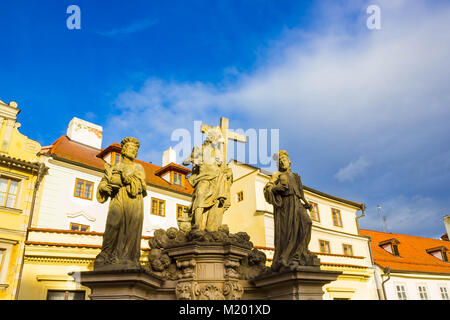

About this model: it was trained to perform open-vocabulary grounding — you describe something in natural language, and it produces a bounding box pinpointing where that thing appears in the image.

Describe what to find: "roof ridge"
[361,229,449,242]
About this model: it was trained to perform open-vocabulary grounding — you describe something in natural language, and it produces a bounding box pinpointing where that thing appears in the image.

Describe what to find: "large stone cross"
[201,117,247,166]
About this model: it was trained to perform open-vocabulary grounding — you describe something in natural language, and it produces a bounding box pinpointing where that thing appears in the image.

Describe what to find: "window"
[177,204,188,218]
[111,152,122,165]
[70,223,90,232]
[331,208,343,227]
[237,191,244,202]
[46,290,85,300]
[319,240,331,254]
[417,285,428,300]
[342,244,353,256]
[392,244,400,256]
[309,202,320,221]
[0,177,19,208]
[396,284,408,300]
[74,178,94,200]
[172,172,183,186]
[0,249,5,272]
[439,286,449,300]
[443,251,448,262]
[151,198,166,216]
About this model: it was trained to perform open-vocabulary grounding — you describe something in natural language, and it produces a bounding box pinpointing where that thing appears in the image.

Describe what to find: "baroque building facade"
[0,99,46,300]
[18,117,193,299]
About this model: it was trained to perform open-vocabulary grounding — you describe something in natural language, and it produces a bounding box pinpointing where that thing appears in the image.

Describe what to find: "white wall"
[37,157,191,236]
[382,270,450,300]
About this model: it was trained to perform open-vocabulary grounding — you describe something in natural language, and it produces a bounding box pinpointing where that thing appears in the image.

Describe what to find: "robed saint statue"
[263,150,320,271]
[94,137,147,270]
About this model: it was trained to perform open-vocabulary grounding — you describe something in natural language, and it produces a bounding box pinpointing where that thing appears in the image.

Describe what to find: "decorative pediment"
[66,211,96,222]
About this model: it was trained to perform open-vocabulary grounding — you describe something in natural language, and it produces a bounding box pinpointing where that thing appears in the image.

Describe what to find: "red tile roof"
[360,229,450,274]
[40,135,194,196]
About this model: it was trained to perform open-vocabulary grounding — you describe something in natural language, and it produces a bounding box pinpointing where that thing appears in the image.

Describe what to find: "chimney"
[444,215,450,241]
[162,147,176,167]
[66,117,103,149]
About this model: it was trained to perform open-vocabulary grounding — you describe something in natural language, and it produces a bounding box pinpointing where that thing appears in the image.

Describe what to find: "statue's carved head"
[273,150,291,171]
[204,127,224,146]
[121,137,140,160]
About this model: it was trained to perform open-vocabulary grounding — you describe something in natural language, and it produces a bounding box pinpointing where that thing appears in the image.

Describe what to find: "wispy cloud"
[335,156,371,182]
[102,0,450,237]
[97,19,158,37]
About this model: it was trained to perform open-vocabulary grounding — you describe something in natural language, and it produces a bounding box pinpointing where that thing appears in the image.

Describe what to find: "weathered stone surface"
[94,137,147,271]
[264,150,320,271]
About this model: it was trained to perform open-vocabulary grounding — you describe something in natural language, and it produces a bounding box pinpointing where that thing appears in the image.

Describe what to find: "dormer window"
[111,152,122,165]
[172,172,183,186]
[96,143,122,165]
[379,238,401,257]
[154,162,191,186]
[426,246,449,262]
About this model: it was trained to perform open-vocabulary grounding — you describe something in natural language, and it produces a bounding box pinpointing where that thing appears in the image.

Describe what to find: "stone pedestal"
[166,242,251,300]
[73,243,340,300]
[251,266,341,300]
[74,268,176,300]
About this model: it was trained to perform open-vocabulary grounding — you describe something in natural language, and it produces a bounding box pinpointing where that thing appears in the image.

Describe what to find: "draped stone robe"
[94,160,147,270]
[264,171,318,271]
[187,142,232,231]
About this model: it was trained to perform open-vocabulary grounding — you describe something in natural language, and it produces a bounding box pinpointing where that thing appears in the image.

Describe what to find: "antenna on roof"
[377,205,387,233]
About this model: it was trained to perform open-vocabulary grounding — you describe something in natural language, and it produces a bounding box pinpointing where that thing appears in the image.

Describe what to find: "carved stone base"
[251,266,341,300]
[74,268,176,300]
[167,242,251,300]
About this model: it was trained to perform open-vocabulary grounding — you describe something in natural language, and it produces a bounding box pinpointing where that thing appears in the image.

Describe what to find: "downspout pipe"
[15,162,47,300]
[381,266,391,300]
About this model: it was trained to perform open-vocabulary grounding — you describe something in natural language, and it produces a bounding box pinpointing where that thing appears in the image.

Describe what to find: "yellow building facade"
[0,99,45,300]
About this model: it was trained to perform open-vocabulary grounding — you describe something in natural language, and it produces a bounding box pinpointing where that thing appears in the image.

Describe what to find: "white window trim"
[394,282,408,300]
[416,283,429,300]
[438,284,449,300]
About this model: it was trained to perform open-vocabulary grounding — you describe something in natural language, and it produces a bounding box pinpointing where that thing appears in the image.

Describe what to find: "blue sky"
[1,0,450,238]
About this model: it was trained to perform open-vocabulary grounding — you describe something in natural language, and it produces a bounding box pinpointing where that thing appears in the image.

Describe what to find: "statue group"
[93,122,319,273]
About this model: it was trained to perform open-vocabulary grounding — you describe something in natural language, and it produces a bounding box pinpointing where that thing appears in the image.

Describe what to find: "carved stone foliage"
[223,281,244,300]
[176,281,196,300]
[146,226,255,280]
[197,284,225,300]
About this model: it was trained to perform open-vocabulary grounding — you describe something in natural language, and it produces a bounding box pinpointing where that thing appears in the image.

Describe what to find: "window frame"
[417,284,429,300]
[439,285,449,300]
[46,289,86,300]
[237,191,244,202]
[111,152,122,166]
[176,204,188,218]
[171,172,183,186]
[0,176,20,208]
[69,222,90,232]
[395,283,408,300]
[151,197,166,217]
[73,178,94,201]
[319,240,331,254]
[331,208,343,227]
[309,201,320,222]
[342,244,353,256]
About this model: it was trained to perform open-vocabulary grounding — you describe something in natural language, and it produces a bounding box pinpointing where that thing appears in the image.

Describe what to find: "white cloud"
[102,0,450,237]
[335,156,371,182]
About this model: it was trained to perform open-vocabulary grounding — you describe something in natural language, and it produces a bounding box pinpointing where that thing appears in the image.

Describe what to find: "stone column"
[166,242,251,300]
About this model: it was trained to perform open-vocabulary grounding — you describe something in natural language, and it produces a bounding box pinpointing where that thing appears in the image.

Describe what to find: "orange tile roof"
[40,135,194,196]
[360,229,450,274]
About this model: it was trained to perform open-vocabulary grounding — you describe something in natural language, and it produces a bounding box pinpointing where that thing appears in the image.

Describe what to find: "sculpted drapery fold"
[264,150,320,271]
[94,137,147,271]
